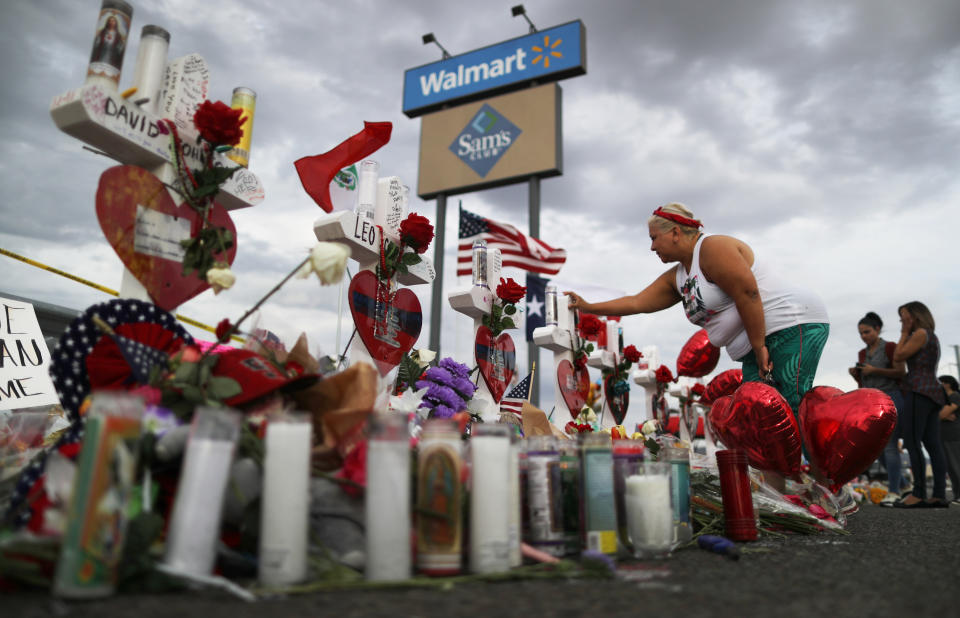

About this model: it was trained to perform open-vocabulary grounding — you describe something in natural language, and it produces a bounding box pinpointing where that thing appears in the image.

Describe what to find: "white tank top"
[675,234,829,360]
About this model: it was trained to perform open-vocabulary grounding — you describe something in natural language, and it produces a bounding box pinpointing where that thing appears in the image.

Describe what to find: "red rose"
[399,213,434,254]
[691,383,706,396]
[655,365,675,384]
[623,345,642,363]
[578,314,603,337]
[496,277,526,304]
[193,100,245,146]
[574,352,588,370]
[335,439,368,498]
[215,318,233,341]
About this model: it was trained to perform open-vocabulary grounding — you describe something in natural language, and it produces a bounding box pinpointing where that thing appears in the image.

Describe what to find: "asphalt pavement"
[6,503,959,618]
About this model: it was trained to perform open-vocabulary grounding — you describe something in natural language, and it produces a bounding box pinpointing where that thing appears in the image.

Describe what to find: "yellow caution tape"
[0,247,244,343]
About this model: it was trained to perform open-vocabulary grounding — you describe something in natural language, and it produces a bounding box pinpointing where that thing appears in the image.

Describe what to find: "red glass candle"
[716,449,757,541]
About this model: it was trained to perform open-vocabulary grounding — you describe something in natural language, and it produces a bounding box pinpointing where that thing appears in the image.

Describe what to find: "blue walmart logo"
[449,104,521,177]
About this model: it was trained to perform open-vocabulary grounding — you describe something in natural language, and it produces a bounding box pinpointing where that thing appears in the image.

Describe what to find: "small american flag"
[457,207,566,276]
[500,373,532,417]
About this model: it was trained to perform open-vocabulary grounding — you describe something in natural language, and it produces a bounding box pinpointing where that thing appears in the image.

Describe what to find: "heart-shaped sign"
[96,165,237,311]
[677,328,721,378]
[556,359,590,415]
[707,382,802,477]
[701,368,743,405]
[799,386,897,491]
[603,374,630,426]
[348,270,423,376]
[475,325,516,403]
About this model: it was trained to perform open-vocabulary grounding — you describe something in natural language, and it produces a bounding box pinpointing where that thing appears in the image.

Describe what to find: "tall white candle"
[507,435,522,567]
[164,438,236,575]
[259,418,312,586]
[469,426,511,574]
[625,474,673,556]
[365,415,411,581]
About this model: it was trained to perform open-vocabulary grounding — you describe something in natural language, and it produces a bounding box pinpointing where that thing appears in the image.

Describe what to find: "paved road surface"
[6,504,958,617]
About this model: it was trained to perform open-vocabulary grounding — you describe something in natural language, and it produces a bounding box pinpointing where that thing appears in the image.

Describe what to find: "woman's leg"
[943,440,960,500]
[763,323,830,414]
[901,393,926,500]
[915,395,947,501]
[883,390,904,495]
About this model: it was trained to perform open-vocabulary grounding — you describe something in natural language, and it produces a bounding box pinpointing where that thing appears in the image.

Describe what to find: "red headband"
[652,207,703,229]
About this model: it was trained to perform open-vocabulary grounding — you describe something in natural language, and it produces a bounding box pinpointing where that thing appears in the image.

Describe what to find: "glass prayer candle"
[716,449,758,541]
[86,0,134,90]
[472,240,488,288]
[130,25,169,115]
[545,285,558,326]
[365,412,412,581]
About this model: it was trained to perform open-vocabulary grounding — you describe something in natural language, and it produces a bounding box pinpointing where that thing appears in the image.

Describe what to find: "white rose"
[413,349,437,367]
[298,242,350,285]
[641,419,661,436]
[206,266,236,294]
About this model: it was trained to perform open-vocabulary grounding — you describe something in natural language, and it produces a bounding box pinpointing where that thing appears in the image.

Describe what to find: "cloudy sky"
[2,0,958,419]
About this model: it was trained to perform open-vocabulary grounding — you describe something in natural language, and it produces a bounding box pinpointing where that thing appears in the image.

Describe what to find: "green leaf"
[586,343,595,354]
[402,252,422,266]
[208,376,242,400]
[174,362,199,383]
[180,384,204,403]
[503,304,516,315]
[501,317,516,330]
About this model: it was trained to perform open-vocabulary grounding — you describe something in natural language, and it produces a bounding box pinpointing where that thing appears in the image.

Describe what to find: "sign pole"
[429,193,447,357]
[528,175,541,406]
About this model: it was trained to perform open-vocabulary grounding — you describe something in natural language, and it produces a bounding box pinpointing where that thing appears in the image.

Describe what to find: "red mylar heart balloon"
[96,165,237,311]
[798,386,897,491]
[475,326,516,403]
[348,270,423,376]
[707,395,735,447]
[677,329,721,378]
[603,373,629,426]
[700,368,743,405]
[557,358,590,415]
[707,382,802,477]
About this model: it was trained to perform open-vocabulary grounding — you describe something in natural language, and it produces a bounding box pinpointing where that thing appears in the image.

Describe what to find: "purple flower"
[421,366,454,386]
[439,357,470,379]
[431,404,456,419]
[451,376,477,399]
[424,384,463,410]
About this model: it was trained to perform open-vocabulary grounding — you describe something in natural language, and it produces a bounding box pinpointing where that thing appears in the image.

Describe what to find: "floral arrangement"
[601,344,643,396]
[415,357,477,419]
[577,314,604,339]
[167,99,248,290]
[565,421,595,435]
[655,364,675,384]
[377,213,434,282]
[482,278,525,337]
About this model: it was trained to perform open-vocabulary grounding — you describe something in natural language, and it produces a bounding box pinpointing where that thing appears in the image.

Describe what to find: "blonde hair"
[648,202,701,237]
[899,301,936,332]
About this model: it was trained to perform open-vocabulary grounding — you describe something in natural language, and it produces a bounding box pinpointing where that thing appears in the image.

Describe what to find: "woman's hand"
[756,345,773,379]
[860,364,876,376]
[564,291,589,311]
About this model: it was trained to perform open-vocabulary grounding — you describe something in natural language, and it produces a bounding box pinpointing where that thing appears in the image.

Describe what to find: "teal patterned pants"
[739,323,830,415]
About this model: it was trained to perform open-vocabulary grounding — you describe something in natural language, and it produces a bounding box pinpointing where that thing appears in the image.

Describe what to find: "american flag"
[457,207,566,276]
[500,373,532,417]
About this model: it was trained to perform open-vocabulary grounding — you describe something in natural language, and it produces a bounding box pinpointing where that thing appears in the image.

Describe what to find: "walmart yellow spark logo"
[531,35,563,68]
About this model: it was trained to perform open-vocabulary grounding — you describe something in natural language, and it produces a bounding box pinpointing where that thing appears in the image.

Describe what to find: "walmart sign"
[402,20,585,118]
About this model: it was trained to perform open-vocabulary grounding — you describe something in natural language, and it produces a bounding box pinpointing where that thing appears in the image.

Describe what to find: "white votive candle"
[625,473,673,558]
[164,438,236,574]
[365,414,411,581]
[469,425,511,574]
[259,417,312,586]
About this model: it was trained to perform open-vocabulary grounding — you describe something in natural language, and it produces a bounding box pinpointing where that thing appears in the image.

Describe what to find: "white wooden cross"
[50,45,265,314]
[447,245,503,422]
[313,165,434,384]
[531,292,579,427]
[632,344,664,432]
[586,318,623,430]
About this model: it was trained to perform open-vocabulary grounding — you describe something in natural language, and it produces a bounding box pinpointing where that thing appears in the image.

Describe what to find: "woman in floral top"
[893,301,948,508]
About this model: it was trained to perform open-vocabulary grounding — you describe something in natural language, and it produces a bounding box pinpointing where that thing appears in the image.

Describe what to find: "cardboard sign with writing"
[0,296,60,410]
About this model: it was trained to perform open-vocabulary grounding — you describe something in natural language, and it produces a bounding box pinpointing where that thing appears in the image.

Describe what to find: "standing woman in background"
[849,312,906,505]
[893,301,949,508]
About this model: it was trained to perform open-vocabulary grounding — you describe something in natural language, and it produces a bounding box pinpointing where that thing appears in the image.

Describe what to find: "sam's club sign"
[449,104,521,177]
[403,20,585,118]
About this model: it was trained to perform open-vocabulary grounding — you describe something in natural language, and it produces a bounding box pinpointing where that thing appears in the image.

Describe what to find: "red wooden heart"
[707,382,802,477]
[95,165,237,311]
[348,270,422,376]
[799,386,897,491]
[474,325,516,403]
[556,359,590,416]
[603,374,630,426]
